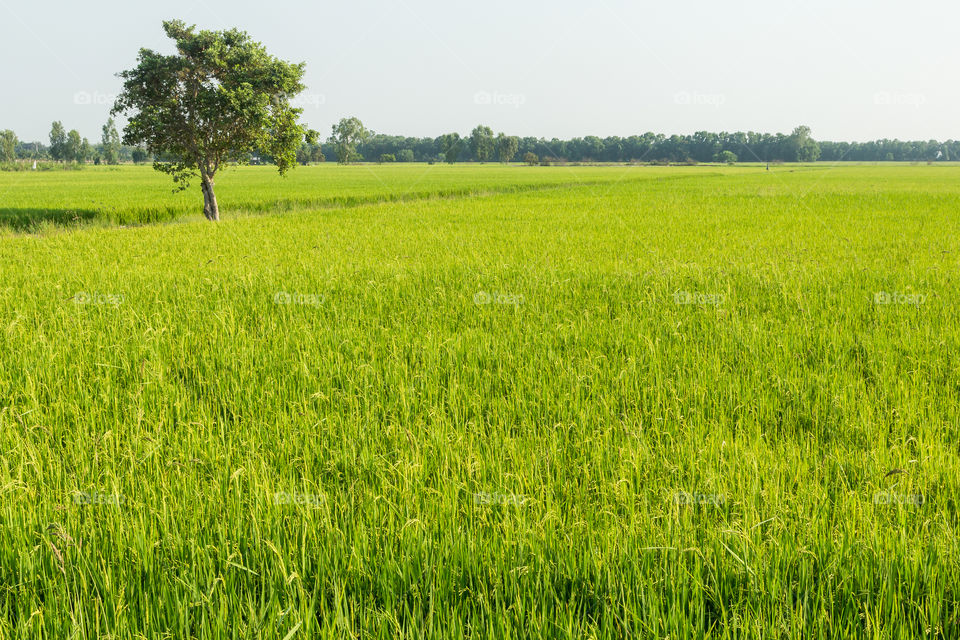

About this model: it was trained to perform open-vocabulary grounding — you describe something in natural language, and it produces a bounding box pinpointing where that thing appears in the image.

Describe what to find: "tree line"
[3,119,958,167]
[286,122,958,165]
[0,118,147,165]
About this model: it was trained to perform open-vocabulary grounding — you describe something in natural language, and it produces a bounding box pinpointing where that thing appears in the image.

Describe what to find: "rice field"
[1,163,959,638]
[0,163,654,230]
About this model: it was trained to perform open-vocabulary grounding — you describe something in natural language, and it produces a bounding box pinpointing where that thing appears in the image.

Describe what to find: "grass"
[1,164,959,638]
[0,163,673,230]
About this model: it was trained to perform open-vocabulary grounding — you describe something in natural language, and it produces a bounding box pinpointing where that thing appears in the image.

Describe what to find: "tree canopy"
[112,20,313,220]
[329,117,369,164]
[470,125,495,163]
[7,121,960,167]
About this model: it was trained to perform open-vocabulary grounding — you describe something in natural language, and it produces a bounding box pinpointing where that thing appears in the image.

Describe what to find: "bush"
[714,150,737,164]
[0,161,82,172]
[523,152,538,166]
[379,154,396,163]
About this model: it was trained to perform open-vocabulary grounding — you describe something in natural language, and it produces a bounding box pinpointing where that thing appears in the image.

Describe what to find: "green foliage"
[0,130,17,162]
[497,133,519,163]
[788,125,821,162]
[0,161,80,173]
[101,118,121,165]
[715,150,737,164]
[438,132,463,164]
[9,122,960,166]
[80,138,92,164]
[48,121,67,161]
[66,130,82,163]
[378,153,395,163]
[330,117,369,164]
[113,20,311,218]
[296,142,324,165]
[470,125,495,162]
[523,151,538,166]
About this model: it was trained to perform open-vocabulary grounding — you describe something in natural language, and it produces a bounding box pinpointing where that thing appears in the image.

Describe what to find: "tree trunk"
[201,176,220,221]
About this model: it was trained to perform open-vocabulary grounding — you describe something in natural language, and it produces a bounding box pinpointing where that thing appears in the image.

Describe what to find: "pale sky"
[1,0,956,143]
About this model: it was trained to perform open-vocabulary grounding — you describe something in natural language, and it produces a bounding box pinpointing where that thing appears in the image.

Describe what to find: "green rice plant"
[0,164,958,638]
[0,163,678,231]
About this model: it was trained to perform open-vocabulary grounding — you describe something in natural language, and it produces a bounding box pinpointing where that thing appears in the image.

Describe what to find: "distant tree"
[582,136,604,161]
[101,118,121,165]
[66,130,82,163]
[715,150,737,164]
[379,153,395,163]
[113,20,312,221]
[79,138,92,164]
[49,121,67,161]
[523,152,538,166]
[690,131,720,163]
[496,133,519,163]
[330,117,369,164]
[470,125,495,162]
[131,147,149,164]
[0,130,17,162]
[13,139,40,160]
[397,149,415,162]
[437,133,463,164]
[788,125,820,162]
[295,142,325,165]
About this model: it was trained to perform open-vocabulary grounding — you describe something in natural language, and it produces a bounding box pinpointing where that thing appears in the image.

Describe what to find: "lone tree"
[112,20,313,221]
